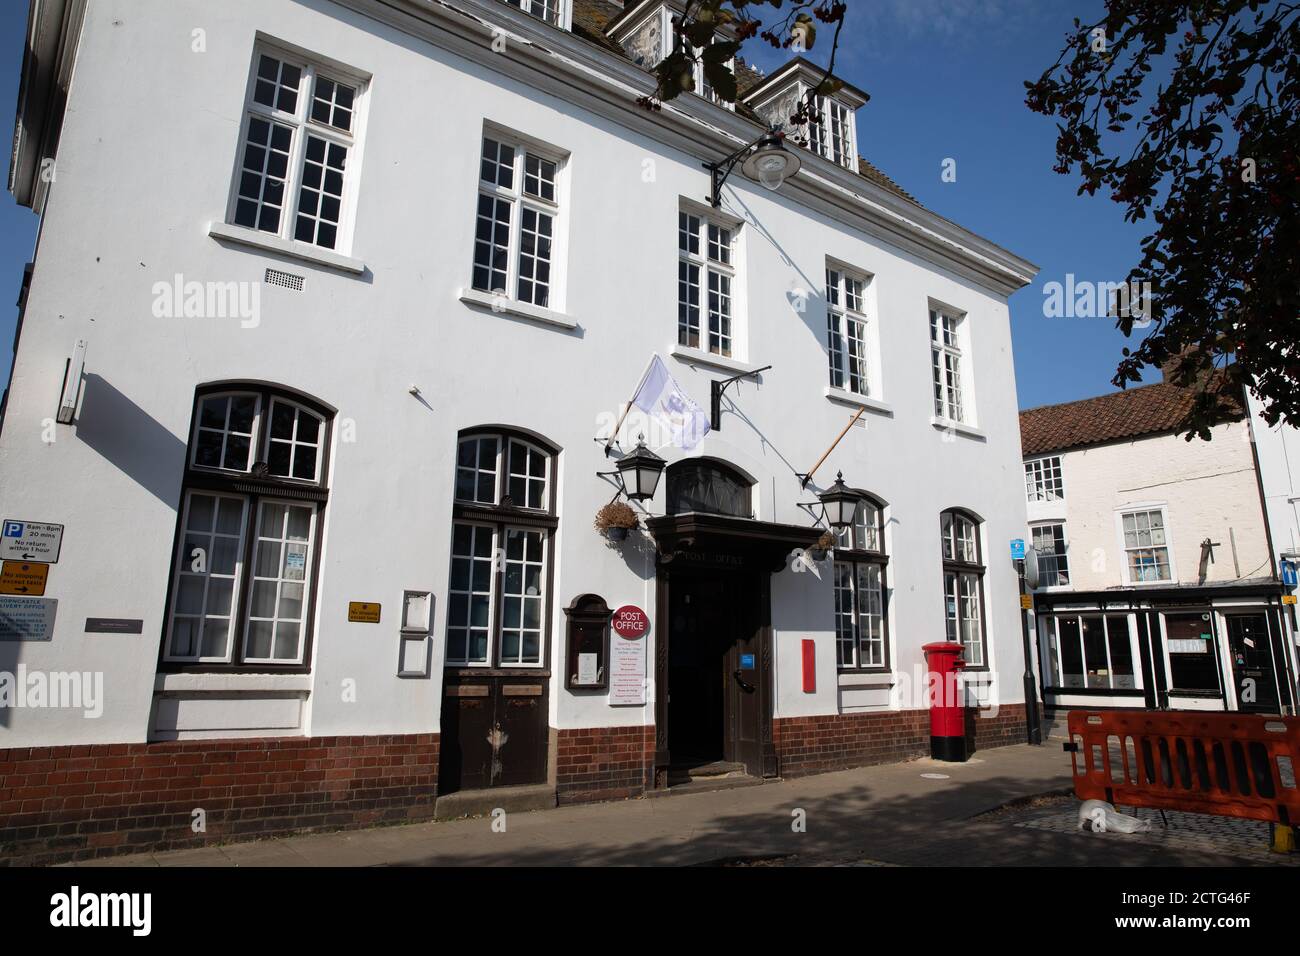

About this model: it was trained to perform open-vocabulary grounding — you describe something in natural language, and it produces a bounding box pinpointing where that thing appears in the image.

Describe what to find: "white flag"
[630,354,711,451]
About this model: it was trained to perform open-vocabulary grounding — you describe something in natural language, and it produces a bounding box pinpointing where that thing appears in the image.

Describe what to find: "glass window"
[1030,522,1070,586]
[930,309,965,422]
[1025,456,1064,502]
[233,49,363,251]
[193,393,260,472]
[165,387,331,668]
[940,510,984,666]
[1049,614,1136,690]
[833,496,888,670]
[472,134,563,309]
[1164,612,1221,693]
[665,460,752,517]
[1122,509,1171,582]
[266,399,324,481]
[679,209,737,357]
[825,267,871,396]
[445,430,556,668]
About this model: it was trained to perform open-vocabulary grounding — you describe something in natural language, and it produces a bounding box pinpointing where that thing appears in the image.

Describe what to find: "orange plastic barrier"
[1067,710,1300,825]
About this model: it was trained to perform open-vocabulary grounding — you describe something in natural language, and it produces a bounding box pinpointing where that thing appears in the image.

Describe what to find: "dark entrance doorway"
[1226,613,1281,713]
[647,510,821,788]
[667,567,763,776]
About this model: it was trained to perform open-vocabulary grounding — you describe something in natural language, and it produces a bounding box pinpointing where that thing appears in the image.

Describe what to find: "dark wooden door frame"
[653,561,775,786]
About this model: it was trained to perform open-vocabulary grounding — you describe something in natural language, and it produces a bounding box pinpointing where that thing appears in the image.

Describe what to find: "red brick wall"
[0,733,439,866]
[555,725,654,805]
[773,705,1034,778]
[973,703,1035,751]
[773,709,931,777]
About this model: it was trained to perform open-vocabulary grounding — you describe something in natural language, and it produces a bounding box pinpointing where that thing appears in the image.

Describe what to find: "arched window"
[940,509,986,666]
[833,495,888,670]
[665,459,752,518]
[446,429,557,667]
[162,385,333,669]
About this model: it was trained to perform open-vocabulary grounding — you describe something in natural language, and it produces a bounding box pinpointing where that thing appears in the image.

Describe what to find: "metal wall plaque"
[0,596,58,641]
[85,618,144,634]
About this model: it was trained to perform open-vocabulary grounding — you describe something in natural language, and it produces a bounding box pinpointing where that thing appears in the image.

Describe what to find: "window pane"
[295,135,347,250]
[1058,616,1085,688]
[447,523,495,664]
[244,500,316,663]
[1107,615,1135,688]
[1081,616,1109,688]
[456,436,498,504]
[834,562,855,668]
[167,492,246,661]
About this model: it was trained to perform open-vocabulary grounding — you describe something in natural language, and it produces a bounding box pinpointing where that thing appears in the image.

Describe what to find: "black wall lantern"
[601,434,666,502]
[705,127,802,208]
[818,472,858,530]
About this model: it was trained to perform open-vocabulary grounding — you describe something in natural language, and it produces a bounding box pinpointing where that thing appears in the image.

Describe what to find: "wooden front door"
[665,568,766,776]
[440,676,548,792]
[723,571,764,775]
[1226,613,1281,714]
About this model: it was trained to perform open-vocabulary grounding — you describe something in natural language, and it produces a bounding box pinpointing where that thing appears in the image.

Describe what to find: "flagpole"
[797,406,866,488]
[603,354,657,455]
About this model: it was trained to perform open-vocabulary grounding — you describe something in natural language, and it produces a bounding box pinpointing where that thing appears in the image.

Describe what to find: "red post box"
[922,642,969,762]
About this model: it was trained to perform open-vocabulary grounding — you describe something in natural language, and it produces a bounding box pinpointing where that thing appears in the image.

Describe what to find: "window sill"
[208,222,366,275]
[837,673,895,689]
[668,345,760,376]
[824,387,893,416]
[458,288,578,331]
[930,416,986,441]
[154,671,312,693]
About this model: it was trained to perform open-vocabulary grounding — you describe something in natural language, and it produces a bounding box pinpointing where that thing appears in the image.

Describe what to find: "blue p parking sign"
[3,521,23,538]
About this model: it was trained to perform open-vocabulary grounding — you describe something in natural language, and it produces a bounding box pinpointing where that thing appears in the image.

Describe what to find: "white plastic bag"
[1077,798,1152,834]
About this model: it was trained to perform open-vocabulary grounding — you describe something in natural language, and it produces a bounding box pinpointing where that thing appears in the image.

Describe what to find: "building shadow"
[75,374,186,509]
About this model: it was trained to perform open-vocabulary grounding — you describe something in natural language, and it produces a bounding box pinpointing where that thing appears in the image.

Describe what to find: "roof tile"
[1019,376,1244,457]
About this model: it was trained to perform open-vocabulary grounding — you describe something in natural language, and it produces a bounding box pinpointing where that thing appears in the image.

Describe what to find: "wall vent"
[265,268,305,291]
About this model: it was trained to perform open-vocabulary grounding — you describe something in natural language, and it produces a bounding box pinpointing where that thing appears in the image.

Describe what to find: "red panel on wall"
[801,639,816,693]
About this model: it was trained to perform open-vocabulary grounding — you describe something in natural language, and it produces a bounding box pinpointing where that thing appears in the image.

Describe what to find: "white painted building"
[0,0,1038,861]
[1020,377,1298,721]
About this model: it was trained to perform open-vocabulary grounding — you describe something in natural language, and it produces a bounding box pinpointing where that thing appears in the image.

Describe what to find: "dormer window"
[501,0,567,28]
[740,58,866,171]
[611,2,735,108]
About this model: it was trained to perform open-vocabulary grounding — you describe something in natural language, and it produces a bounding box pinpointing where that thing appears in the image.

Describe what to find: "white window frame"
[825,263,874,397]
[501,0,571,29]
[264,397,326,484]
[678,204,741,358]
[930,307,968,424]
[1030,521,1071,588]
[808,94,856,169]
[1116,505,1177,585]
[1024,456,1065,502]
[446,521,500,667]
[1043,612,1140,691]
[242,497,320,665]
[164,491,249,664]
[226,41,368,255]
[471,128,568,312]
[190,391,263,475]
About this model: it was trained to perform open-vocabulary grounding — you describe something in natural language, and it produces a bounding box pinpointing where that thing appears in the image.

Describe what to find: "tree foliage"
[1027,1,1300,439]
[637,1,848,149]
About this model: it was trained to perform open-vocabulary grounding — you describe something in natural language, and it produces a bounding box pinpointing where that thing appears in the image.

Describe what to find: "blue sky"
[0,0,1157,409]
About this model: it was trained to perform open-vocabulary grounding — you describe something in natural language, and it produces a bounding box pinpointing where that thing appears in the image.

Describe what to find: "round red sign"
[612,605,649,639]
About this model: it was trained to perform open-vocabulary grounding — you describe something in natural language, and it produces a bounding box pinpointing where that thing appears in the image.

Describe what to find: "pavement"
[71,743,1294,867]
